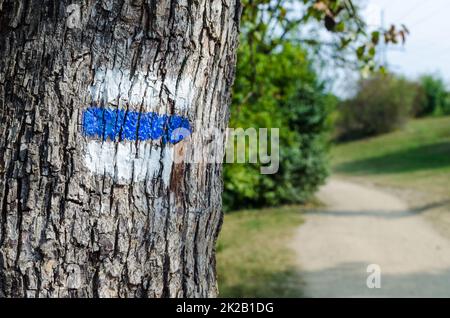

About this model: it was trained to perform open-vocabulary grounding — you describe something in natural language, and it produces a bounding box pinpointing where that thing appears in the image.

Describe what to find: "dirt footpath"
[293,179,450,298]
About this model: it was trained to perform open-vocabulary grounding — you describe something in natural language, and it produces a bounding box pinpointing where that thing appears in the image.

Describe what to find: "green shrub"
[414,74,450,117]
[337,74,415,140]
[411,82,427,118]
[223,43,335,211]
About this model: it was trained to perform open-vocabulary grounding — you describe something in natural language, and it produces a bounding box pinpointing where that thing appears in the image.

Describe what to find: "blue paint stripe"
[82,107,191,144]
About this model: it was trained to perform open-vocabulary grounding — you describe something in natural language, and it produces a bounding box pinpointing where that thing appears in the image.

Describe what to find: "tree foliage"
[337,74,416,140]
[240,0,409,73]
[223,0,408,211]
[414,74,450,117]
[223,42,335,210]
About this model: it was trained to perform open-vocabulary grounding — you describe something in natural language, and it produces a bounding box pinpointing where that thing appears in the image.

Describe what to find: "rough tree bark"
[0,0,240,297]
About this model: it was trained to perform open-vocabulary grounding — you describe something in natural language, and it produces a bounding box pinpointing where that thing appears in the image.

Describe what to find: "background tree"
[239,0,409,74]
[224,42,335,210]
[337,73,416,140]
[224,0,408,210]
[414,74,450,117]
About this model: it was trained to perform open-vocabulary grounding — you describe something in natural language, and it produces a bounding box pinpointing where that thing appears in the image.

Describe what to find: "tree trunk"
[0,0,240,298]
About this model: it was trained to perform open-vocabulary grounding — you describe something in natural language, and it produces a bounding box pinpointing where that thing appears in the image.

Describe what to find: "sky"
[363,0,450,84]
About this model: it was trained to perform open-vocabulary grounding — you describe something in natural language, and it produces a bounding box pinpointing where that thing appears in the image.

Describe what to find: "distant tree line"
[337,73,450,140]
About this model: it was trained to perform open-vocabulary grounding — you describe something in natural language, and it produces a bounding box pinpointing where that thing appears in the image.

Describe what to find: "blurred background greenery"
[223,41,335,211]
[217,0,450,297]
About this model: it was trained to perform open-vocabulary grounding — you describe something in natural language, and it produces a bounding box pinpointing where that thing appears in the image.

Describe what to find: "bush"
[223,43,335,211]
[414,74,450,117]
[337,74,415,140]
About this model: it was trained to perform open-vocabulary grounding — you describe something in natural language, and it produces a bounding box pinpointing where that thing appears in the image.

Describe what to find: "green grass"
[331,116,450,197]
[217,206,304,298]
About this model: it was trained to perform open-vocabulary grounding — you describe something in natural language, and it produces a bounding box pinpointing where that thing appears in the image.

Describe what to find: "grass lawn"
[331,116,450,198]
[216,206,304,298]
